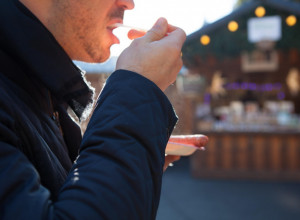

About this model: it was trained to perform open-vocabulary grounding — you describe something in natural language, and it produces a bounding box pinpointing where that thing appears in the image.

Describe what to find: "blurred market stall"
[179,0,300,181]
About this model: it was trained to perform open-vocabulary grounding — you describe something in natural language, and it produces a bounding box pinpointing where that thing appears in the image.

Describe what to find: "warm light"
[200,35,210,45]
[228,21,239,32]
[255,6,266,17]
[286,15,297,26]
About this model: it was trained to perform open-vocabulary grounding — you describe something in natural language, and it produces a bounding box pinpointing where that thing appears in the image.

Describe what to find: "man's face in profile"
[45,0,135,63]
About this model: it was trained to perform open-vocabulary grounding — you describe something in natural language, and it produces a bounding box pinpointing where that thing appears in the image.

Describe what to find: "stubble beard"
[82,40,110,63]
[83,9,125,63]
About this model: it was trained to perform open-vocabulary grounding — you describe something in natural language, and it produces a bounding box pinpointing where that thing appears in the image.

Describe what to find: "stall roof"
[182,0,300,67]
[186,0,300,43]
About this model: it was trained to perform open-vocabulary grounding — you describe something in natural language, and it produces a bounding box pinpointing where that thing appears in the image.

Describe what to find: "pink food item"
[166,135,209,156]
[168,134,209,148]
[128,29,146,40]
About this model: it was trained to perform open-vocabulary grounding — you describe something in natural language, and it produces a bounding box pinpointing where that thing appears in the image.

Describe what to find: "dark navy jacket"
[0,0,177,219]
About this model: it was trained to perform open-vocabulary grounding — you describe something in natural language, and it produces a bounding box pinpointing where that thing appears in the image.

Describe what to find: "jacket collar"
[0,0,94,120]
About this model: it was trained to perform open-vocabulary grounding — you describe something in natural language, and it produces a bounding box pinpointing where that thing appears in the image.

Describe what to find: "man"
[0,0,186,219]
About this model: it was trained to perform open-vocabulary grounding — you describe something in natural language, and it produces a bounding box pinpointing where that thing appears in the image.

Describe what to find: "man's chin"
[77,51,111,64]
[99,53,111,63]
[93,48,111,63]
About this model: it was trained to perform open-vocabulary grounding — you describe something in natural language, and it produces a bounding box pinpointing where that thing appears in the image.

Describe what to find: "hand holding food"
[116,17,186,91]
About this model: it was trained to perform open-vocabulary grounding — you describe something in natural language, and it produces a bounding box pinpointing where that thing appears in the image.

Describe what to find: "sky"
[110,0,238,57]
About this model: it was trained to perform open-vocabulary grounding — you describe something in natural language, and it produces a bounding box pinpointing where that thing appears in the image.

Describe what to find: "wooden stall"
[190,131,300,181]
[180,0,300,180]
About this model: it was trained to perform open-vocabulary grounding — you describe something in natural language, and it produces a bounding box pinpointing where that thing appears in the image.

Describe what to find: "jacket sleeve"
[0,70,178,220]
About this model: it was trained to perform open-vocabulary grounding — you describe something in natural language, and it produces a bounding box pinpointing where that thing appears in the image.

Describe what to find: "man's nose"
[117,0,135,10]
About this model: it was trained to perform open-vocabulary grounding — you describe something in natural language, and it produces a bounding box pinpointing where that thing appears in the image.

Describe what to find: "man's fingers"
[162,27,186,50]
[129,18,185,49]
[165,23,186,48]
[167,23,178,33]
[144,17,168,42]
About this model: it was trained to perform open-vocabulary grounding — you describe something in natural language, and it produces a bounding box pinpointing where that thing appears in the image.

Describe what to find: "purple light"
[204,93,211,104]
[241,82,249,90]
[273,83,282,90]
[277,92,285,100]
[248,83,257,90]
[225,82,240,90]
[261,83,273,91]
[224,82,283,92]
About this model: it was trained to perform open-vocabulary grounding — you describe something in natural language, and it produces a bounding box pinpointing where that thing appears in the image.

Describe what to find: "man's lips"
[111,23,147,40]
[106,23,121,44]
[107,19,123,30]
[107,24,118,31]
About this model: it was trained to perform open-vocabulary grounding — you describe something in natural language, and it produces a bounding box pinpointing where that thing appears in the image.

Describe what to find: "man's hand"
[116,17,186,91]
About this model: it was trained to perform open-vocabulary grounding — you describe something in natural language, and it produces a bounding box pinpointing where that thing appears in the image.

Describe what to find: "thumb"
[144,17,168,42]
